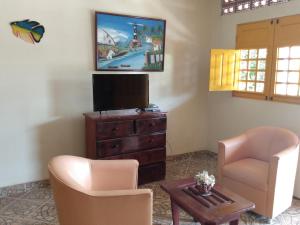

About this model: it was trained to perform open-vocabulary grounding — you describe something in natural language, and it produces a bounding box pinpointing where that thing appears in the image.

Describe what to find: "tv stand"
[84,110,167,184]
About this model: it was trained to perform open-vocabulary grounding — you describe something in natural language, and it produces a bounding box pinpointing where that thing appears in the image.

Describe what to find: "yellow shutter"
[209,49,240,91]
[236,20,274,49]
[234,20,275,99]
[270,14,300,104]
[273,15,300,47]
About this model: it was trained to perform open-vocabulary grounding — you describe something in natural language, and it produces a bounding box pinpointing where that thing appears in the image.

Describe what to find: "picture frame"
[95,11,166,72]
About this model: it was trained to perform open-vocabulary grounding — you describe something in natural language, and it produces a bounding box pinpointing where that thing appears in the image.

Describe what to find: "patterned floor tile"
[166,152,192,162]
[29,202,58,223]
[22,188,53,201]
[0,185,29,198]
[0,216,56,225]
[186,158,217,178]
[0,198,16,211]
[1,199,43,218]
[165,160,189,180]
[0,180,50,199]
[153,218,171,225]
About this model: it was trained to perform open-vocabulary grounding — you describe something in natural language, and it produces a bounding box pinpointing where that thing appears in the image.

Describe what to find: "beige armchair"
[48,156,152,225]
[218,126,299,219]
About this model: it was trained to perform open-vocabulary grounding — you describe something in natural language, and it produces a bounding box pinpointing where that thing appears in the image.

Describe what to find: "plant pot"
[196,182,213,196]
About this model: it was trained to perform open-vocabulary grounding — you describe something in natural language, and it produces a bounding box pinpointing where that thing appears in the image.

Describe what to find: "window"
[222,0,291,15]
[275,46,300,96]
[234,19,274,100]
[238,48,267,93]
[209,14,300,104]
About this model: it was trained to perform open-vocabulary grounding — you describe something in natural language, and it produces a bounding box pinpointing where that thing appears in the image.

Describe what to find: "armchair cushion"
[222,158,269,191]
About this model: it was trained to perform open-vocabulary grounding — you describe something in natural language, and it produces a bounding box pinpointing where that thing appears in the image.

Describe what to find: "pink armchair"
[48,156,152,225]
[218,126,299,219]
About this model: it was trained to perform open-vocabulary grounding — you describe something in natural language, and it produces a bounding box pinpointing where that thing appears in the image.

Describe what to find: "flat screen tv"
[93,74,149,112]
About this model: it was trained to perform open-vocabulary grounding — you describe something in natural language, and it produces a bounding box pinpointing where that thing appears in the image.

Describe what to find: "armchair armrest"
[218,134,248,183]
[218,134,248,166]
[272,145,299,160]
[267,144,299,217]
[87,189,152,197]
[54,183,153,225]
[91,159,139,190]
[86,189,153,225]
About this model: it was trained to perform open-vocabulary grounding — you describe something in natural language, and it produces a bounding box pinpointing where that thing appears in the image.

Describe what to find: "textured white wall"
[0,0,211,187]
[208,0,300,198]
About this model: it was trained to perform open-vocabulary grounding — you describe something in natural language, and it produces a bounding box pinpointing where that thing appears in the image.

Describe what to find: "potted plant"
[194,170,215,196]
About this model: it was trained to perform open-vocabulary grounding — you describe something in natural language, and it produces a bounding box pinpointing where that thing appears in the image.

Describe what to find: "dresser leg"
[171,199,180,225]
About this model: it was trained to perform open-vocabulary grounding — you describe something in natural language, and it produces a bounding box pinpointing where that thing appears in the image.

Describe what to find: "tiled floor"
[0,151,299,225]
[0,180,57,225]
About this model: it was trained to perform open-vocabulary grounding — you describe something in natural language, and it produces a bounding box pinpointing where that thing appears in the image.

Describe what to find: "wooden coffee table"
[160,178,255,225]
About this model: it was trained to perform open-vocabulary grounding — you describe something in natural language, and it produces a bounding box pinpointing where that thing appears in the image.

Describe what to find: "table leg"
[229,219,239,225]
[171,199,180,225]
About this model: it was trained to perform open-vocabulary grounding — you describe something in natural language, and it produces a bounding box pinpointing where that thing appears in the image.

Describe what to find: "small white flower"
[194,170,215,186]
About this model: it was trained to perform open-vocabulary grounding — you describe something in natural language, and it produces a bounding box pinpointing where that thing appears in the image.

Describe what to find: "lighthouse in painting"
[128,22,143,50]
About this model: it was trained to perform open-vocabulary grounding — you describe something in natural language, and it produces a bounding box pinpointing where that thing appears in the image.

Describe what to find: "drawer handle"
[148,122,155,127]
[112,127,119,132]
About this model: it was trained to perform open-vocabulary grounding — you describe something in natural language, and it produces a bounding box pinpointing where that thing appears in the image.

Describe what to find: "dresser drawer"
[138,162,166,185]
[136,117,167,134]
[96,120,134,140]
[138,133,166,149]
[97,133,166,157]
[104,148,166,165]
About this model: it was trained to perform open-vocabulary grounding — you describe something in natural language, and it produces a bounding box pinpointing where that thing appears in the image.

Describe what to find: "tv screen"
[93,74,149,112]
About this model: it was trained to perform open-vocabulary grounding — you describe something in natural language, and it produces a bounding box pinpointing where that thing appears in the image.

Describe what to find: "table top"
[160,177,255,224]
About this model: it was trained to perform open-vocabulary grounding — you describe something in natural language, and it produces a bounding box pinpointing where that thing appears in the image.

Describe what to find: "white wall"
[208,0,300,198]
[0,0,211,187]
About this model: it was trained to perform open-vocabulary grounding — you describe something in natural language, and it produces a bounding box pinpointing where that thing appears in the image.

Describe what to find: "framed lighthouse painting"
[95,12,166,71]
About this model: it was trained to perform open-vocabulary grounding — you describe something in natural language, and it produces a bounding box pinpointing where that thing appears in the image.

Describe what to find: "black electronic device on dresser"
[93,74,149,112]
[85,74,166,184]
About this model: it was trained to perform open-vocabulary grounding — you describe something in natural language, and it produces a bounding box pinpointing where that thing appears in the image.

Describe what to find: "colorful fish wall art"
[10,19,45,44]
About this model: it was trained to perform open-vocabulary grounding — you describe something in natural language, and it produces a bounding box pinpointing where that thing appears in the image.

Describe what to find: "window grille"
[274,46,300,97]
[222,0,290,15]
[238,49,267,93]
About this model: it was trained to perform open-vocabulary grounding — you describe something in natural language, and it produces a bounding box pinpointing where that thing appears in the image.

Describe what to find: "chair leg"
[255,213,272,224]
[263,217,272,224]
[247,211,272,224]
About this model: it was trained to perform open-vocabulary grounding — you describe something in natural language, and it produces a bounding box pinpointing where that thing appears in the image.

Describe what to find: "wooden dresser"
[84,110,167,184]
